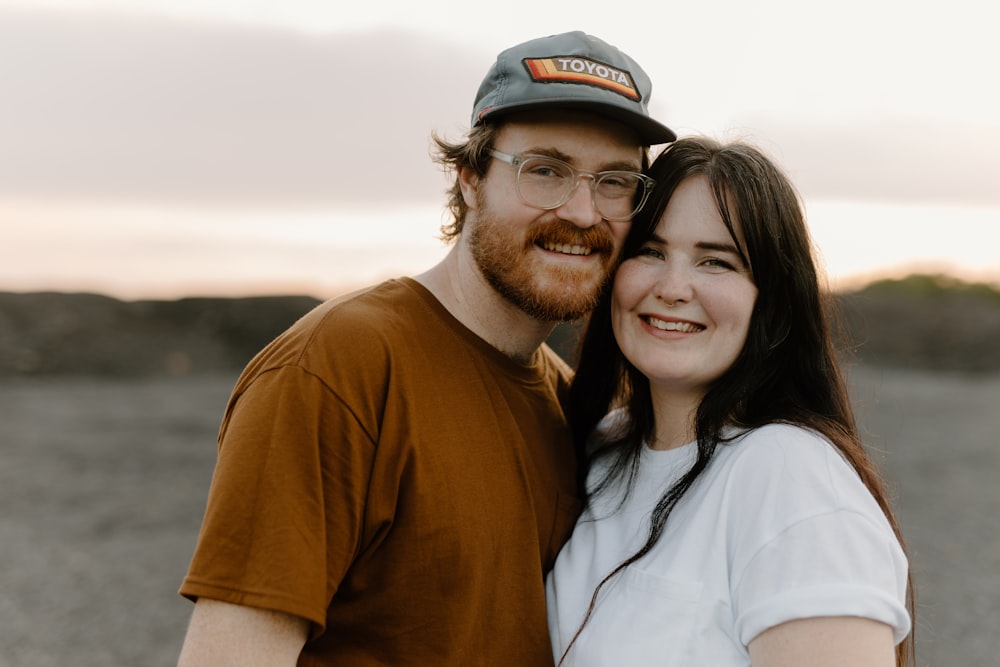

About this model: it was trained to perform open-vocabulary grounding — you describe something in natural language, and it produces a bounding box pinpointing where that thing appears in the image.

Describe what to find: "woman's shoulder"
[723,423,837,469]
[730,421,827,447]
[715,423,871,513]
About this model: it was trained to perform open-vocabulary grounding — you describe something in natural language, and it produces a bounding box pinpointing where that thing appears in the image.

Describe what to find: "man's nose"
[554,177,603,228]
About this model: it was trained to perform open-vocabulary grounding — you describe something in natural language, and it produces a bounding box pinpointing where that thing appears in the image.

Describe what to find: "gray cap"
[472,31,676,146]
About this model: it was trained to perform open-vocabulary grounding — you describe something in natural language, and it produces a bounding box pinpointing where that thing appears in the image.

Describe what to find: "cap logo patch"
[523,57,640,101]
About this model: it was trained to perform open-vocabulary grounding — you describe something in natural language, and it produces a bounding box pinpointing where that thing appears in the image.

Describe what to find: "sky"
[1,0,999,299]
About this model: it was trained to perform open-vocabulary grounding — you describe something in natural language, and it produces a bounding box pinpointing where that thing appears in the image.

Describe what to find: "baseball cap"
[472,31,676,146]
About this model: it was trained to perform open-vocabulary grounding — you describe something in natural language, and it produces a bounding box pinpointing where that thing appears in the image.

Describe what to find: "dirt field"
[0,365,997,666]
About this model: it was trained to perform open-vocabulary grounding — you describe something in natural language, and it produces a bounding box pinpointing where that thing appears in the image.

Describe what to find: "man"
[177,31,675,666]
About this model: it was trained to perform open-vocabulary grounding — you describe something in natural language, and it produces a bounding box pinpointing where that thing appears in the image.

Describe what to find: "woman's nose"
[652,262,694,305]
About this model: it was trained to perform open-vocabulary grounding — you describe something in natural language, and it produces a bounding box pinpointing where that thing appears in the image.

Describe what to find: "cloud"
[731,117,1000,206]
[2,7,998,208]
[0,8,488,207]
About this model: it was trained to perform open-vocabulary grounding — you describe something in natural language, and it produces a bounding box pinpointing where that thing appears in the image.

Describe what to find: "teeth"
[544,242,592,256]
[647,317,703,333]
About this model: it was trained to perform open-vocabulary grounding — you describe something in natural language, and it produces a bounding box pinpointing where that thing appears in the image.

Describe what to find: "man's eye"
[526,163,567,179]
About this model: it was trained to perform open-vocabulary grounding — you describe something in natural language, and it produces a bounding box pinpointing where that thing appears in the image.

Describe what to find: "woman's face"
[611,175,758,403]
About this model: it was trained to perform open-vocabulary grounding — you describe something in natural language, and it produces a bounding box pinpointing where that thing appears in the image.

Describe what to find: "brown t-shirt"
[180,278,580,666]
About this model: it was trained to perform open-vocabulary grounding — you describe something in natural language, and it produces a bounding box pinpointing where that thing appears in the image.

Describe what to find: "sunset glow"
[2,0,998,298]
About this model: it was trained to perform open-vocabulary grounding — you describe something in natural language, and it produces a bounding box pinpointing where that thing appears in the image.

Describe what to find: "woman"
[546,137,914,666]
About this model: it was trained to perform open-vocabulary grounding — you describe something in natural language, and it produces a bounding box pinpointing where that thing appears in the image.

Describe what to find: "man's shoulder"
[290,278,429,338]
[230,279,427,378]
[313,277,421,318]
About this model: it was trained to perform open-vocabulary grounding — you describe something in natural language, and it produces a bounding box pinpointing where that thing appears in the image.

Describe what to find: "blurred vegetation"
[836,274,1000,373]
[1,273,998,377]
[0,293,321,377]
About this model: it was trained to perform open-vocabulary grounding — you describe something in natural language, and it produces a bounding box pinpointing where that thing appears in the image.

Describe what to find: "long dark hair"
[566,137,914,665]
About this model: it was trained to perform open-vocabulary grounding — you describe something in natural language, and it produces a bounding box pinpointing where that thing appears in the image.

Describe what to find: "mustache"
[527,220,616,255]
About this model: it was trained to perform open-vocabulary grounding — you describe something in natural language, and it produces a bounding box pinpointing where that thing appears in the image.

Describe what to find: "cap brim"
[478,99,677,146]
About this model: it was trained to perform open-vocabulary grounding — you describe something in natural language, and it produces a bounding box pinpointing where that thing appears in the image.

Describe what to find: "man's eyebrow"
[600,159,644,172]
[521,147,642,172]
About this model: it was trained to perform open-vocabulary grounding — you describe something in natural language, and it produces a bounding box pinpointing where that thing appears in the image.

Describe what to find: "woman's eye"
[703,257,738,271]
[635,246,664,259]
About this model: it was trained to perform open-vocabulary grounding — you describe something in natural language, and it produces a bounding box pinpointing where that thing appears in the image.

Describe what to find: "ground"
[0,366,996,666]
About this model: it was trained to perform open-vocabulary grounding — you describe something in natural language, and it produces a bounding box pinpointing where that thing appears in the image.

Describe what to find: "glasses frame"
[489,150,655,222]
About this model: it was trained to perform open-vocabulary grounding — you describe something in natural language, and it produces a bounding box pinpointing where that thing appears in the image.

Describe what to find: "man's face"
[463,111,645,322]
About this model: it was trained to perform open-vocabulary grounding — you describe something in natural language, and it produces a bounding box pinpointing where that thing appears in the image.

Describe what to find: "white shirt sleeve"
[724,426,911,645]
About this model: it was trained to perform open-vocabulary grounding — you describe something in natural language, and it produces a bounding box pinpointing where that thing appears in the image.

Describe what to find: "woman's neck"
[648,388,701,450]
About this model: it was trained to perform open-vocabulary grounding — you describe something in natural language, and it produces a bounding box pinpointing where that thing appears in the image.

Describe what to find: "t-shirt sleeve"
[725,427,911,646]
[179,364,376,631]
[732,509,911,645]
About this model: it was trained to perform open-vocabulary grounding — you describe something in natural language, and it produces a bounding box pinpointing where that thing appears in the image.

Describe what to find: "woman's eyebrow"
[646,234,740,254]
[695,240,742,254]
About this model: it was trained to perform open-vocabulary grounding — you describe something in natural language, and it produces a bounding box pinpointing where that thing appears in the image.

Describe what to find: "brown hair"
[430,123,500,242]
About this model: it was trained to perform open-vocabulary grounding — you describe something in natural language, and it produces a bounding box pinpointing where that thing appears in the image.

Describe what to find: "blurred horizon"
[3,194,998,301]
[2,262,998,304]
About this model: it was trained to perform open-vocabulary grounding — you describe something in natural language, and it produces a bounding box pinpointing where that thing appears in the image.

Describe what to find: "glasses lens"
[515,157,576,209]
[594,172,646,220]
[514,156,650,221]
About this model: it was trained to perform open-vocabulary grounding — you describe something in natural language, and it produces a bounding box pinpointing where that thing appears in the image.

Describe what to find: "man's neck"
[413,246,556,363]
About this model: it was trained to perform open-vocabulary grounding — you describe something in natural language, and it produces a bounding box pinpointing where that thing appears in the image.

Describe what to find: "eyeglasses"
[489,150,655,222]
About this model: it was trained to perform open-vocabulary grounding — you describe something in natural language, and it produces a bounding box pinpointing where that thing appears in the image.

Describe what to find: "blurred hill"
[1,273,998,376]
[836,273,1000,373]
[0,293,321,376]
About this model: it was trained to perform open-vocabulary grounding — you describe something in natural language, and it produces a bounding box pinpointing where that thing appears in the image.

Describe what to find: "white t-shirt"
[546,422,910,666]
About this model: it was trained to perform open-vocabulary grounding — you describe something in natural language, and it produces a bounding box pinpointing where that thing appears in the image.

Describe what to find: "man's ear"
[457,165,479,210]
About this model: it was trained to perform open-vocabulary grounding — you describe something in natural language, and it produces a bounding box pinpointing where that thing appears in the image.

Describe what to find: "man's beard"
[468,191,618,322]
